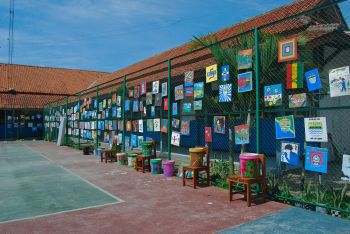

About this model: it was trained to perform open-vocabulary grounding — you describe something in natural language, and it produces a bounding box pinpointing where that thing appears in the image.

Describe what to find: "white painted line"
[0,201,121,224]
[22,143,125,203]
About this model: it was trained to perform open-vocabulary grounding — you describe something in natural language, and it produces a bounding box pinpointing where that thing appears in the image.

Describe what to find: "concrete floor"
[0,141,346,233]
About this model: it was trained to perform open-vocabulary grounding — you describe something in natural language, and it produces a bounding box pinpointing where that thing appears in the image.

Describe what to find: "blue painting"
[172,103,178,116]
[305,68,322,92]
[238,72,253,93]
[275,115,295,139]
[151,106,155,117]
[183,103,192,113]
[305,146,328,173]
[219,84,232,102]
[112,107,117,117]
[133,100,139,112]
[125,100,130,111]
[221,65,230,82]
[131,134,137,147]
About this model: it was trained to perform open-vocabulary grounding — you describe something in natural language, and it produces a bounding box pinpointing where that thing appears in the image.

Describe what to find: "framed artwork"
[125,100,130,111]
[151,106,155,117]
[238,72,253,93]
[184,71,194,87]
[341,154,350,181]
[278,38,298,62]
[205,127,212,142]
[116,107,121,118]
[304,117,328,142]
[193,100,202,111]
[184,87,193,97]
[141,81,146,95]
[162,82,167,97]
[234,124,249,145]
[275,115,295,139]
[138,136,144,147]
[163,98,168,110]
[221,65,230,82]
[213,116,225,134]
[132,120,138,132]
[125,136,130,149]
[237,49,253,70]
[129,89,134,98]
[146,92,153,105]
[112,107,117,117]
[305,68,322,92]
[219,84,232,102]
[155,93,162,107]
[147,119,154,132]
[161,119,168,133]
[305,146,328,173]
[206,64,218,83]
[329,66,350,97]
[281,142,300,166]
[286,62,303,89]
[134,86,140,98]
[139,119,144,133]
[117,96,121,106]
[139,100,143,112]
[174,85,184,101]
[152,80,159,94]
[180,120,190,135]
[194,82,204,99]
[171,131,181,146]
[154,118,160,132]
[182,103,192,113]
[112,93,116,105]
[288,93,307,108]
[172,118,180,128]
[264,84,282,107]
[126,121,132,132]
[172,103,178,115]
[133,100,139,112]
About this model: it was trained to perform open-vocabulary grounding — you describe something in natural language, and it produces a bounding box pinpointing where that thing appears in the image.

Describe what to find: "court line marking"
[0,143,126,224]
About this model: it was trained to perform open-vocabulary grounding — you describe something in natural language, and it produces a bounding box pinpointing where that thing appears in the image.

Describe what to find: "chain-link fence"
[43,0,350,216]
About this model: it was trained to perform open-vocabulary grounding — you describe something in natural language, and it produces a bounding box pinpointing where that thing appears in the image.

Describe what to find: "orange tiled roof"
[0,64,109,109]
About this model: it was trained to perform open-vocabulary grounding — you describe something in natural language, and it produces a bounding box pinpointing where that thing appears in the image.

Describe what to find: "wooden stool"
[183,146,210,189]
[135,140,156,173]
[228,154,267,206]
[100,149,115,163]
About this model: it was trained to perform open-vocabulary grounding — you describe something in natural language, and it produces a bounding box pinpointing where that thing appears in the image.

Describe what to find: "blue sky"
[0,0,303,72]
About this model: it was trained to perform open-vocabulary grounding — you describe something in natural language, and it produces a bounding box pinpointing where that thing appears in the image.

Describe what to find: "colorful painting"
[154,118,160,132]
[126,121,132,132]
[193,100,202,111]
[180,120,190,135]
[185,87,193,97]
[264,84,282,107]
[172,102,178,115]
[134,86,140,98]
[219,84,232,102]
[286,62,303,89]
[139,119,144,133]
[138,136,144,147]
[305,146,328,173]
[275,115,295,139]
[117,96,121,106]
[194,82,204,99]
[131,134,137,147]
[341,154,350,181]
[163,98,168,110]
[125,136,130,149]
[174,85,184,101]
[279,142,300,166]
[184,71,194,87]
[141,81,146,95]
[305,68,322,92]
[238,72,253,93]
[161,119,168,133]
[221,65,230,82]
[125,100,130,111]
[155,93,162,106]
[213,116,225,134]
[172,118,180,128]
[151,106,155,117]
[237,49,253,70]
[278,38,298,62]
[117,107,121,118]
[152,80,159,94]
[162,82,167,97]
[206,64,218,83]
[205,127,212,142]
[112,94,116,105]
[329,66,350,97]
[183,103,192,113]
[139,100,143,112]
[147,119,154,132]
[289,93,307,108]
[129,89,134,98]
[234,124,249,145]
[304,117,328,142]
[171,131,181,146]
[133,100,139,112]
[146,92,152,105]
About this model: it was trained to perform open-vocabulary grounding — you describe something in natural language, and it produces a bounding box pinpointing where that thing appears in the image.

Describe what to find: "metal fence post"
[254,27,260,153]
[78,94,81,149]
[4,109,7,141]
[56,101,59,142]
[167,59,172,160]
[48,104,51,141]
[122,76,126,152]
[95,86,99,154]
[65,96,68,145]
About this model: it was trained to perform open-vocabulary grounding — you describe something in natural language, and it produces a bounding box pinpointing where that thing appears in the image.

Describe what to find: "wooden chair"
[100,149,116,163]
[135,140,156,173]
[228,154,267,207]
[182,146,210,189]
